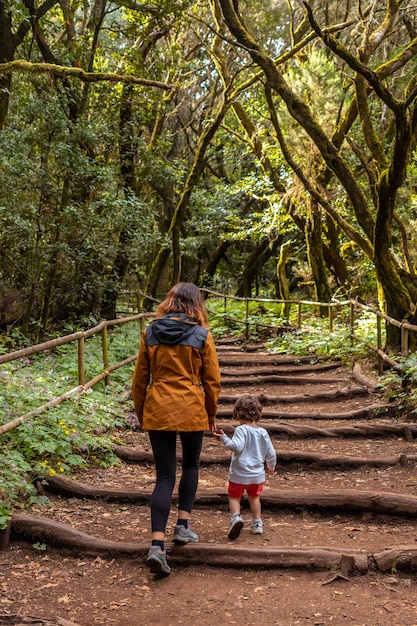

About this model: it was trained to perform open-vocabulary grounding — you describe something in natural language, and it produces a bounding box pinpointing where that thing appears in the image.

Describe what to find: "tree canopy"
[1,0,417,348]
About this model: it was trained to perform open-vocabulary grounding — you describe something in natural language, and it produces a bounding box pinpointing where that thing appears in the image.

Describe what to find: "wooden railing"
[201,289,417,375]
[0,312,154,435]
[2,291,417,435]
[201,288,347,337]
[348,300,417,374]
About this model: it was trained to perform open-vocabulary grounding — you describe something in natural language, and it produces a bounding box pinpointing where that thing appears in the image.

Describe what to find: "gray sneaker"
[227,514,244,540]
[172,525,199,545]
[146,546,171,576]
[251,520,263,535]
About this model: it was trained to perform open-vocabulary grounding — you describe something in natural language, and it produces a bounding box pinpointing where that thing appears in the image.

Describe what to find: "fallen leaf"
[58,595,71,604]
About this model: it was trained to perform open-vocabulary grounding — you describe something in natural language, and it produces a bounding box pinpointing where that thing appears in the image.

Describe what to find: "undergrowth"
[208,297,376,362]
[208,298,417,413]
[0,321,140,529]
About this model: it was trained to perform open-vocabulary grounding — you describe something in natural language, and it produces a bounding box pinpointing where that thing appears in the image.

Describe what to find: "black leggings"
[148,430,204,534]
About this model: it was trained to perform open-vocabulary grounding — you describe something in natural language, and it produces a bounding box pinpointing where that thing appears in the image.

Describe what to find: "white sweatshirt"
[220,423,277,485]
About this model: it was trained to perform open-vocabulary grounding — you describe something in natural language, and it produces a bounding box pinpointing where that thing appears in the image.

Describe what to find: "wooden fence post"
[328,304,334,333]
[78,335,85,386]
[401,320,409,359]
[102,324,110,386]
[377,315,383,375]
[0,520,11,551]
[349,301,355,345]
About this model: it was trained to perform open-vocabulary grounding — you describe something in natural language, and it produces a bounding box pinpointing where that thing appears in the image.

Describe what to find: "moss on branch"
[0,60,175,90]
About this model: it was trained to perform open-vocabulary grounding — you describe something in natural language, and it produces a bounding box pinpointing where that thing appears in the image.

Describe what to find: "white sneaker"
[227,514,244,540]
[251,520,263,534]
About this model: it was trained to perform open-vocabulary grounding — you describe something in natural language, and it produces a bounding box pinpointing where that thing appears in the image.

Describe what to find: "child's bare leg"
[228,496,241,516]
[248,495,261,520]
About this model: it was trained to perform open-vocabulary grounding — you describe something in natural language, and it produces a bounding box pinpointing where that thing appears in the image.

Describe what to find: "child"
[213,394,276,540]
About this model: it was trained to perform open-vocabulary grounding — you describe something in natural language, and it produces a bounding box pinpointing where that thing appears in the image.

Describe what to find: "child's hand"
[213,429,225,439]
[267,467,276,476]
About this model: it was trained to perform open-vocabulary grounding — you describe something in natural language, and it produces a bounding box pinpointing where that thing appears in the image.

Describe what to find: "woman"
[132,282,221,576]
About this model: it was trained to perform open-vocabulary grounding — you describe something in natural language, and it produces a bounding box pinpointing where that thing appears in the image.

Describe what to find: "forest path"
[2,340,417,625]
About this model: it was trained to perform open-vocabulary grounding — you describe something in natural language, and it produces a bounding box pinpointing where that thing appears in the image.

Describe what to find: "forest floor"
[1,340,417,625]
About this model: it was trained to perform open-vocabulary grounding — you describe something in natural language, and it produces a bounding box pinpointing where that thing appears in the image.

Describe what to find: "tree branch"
[218,0,375,242]
[264,84,374,260]
[0,60,175,90]
[109,0,161,14]
[302,1,403,113]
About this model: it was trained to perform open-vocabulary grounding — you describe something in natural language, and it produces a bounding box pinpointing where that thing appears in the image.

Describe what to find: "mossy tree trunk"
[277,240,292,320]
[236,238,279,298]
[305,198,332,313]
[101,84,136,320]
[202,241,232,287]
[323,215,350,288]
[145,95,230,294]
[218,0,417,351]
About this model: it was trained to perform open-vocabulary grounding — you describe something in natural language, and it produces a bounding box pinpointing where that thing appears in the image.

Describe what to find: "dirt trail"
[1,341,417,625]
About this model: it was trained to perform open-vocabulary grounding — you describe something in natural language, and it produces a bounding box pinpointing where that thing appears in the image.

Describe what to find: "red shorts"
[228,481,264,498]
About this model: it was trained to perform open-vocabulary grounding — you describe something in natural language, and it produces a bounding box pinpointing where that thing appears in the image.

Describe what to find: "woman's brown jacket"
[132,314,221,431]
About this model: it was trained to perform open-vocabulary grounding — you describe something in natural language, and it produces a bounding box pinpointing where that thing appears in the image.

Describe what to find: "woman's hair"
[233,395,262,422]
[156,282,208,327]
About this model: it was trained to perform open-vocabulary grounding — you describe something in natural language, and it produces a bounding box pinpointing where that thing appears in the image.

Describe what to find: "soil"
[1,342,417,626]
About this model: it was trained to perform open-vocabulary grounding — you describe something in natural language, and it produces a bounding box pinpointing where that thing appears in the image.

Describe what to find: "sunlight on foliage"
[208,298,379,364]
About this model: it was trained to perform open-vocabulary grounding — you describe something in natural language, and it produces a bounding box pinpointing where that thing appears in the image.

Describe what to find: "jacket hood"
[150,313,200,345]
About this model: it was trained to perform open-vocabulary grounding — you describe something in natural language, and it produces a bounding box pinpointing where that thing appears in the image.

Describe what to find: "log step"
[10,514,417,573]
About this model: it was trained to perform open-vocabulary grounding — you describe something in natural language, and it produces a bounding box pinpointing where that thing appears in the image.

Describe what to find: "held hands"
[212,428,225,440]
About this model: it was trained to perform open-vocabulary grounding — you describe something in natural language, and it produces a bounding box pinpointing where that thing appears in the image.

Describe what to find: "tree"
[0,0,177,333]
[218,0,417,349]
[2,0,417,344]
